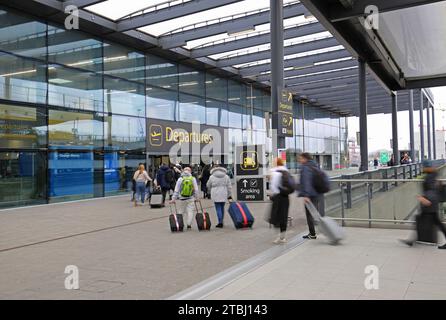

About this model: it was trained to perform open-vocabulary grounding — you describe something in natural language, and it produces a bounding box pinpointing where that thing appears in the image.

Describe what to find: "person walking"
[155,163,173,206]
[401,160,446,249]
[298,153,323,240]
[133,164,151,207]
[206,164,232,228]
[170,166,199,230]
[269,158,294,244]
[200,164,211,199]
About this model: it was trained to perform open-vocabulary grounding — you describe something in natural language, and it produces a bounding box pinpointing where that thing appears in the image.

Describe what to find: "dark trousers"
[424,212,446,237]
[161,188,170,204]
[305,196,322,236]
[271,194,290,233]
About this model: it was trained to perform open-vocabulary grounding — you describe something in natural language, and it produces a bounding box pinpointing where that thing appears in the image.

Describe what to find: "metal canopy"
[300,0,446,91]
[0,0,436,117]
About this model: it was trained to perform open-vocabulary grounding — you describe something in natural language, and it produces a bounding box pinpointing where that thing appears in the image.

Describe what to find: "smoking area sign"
[235,145,266,202]
[236,178,264,201]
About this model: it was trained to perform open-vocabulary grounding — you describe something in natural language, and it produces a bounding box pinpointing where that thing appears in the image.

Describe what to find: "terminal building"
[0,0,441,209]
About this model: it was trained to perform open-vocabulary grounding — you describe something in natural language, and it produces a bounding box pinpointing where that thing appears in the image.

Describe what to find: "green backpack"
[180,176,194,197]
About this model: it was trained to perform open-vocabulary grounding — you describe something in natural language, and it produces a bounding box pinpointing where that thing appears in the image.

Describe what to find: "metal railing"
[323,160,446,228]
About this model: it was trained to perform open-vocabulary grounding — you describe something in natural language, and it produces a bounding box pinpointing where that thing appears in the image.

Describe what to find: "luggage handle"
[194,199,204,214]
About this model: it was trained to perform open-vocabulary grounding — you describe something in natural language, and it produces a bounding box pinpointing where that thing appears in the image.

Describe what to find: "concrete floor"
[0,195,308,300]
[204,227,446,300]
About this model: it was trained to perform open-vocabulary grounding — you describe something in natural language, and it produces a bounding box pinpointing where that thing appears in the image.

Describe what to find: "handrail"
[331,179,446,183]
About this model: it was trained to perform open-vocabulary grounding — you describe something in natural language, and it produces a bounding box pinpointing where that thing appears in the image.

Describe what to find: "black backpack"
[165,169,175,186]
[279,170,296,196]
[311,166,330,194]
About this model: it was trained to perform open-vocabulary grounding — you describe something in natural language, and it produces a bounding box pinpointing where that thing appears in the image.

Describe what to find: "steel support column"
[420,91,425,161]
[432,105,437,160]
[271,0,285,157]
[358,59,368,172]
[408,90,415,162]
[426,99,432,160]
[391,92,399,164]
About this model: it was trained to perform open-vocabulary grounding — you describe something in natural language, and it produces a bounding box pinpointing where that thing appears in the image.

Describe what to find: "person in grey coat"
[207,165,232,228]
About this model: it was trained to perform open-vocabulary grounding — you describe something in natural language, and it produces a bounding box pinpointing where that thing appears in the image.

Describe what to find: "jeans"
[135,181,146,204]
[214,202,226,224]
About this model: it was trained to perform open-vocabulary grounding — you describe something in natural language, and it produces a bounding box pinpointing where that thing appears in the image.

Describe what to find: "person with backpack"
[155,163,174,206]
[200,164,212,199]
[298,153,329,240]
[170,166,199,230]
[206,164,232,228]
[133,164,152,207]
[269,158,295,244]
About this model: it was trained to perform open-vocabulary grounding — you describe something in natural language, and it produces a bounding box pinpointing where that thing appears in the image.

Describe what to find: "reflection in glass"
[105,115,146,151]
[206,73,227,101]
[146,54,178,90]
[178,94,205,124]
[146,86,177,121]
[104,42,145,82]
[0,151,47,208]
[48,64,103,112]
[179,65,204,97]
[0,52,47,104]
[48,109,103,148]
[0,104,47,149]
[104,77,145,116]
[104,152,146,195]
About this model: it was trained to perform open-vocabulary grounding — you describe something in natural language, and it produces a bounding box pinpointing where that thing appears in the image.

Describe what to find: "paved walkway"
[0,195,308,300]
[204,227,446,300]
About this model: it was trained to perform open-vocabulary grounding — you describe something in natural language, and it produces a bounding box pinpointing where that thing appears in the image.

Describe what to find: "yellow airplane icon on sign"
[151,131,162,138]
[288,92,293,102]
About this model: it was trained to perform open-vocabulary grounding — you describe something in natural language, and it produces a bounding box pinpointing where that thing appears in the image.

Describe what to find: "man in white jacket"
[170,166,199,230]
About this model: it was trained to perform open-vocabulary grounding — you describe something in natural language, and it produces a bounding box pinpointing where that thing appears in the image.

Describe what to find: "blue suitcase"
[228,201,254,229]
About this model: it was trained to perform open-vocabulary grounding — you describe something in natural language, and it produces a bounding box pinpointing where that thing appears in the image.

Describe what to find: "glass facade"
[0,7,348,208]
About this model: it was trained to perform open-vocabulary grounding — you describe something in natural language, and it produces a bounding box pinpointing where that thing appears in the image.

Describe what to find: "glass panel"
[220,104,229,128]
[146,86,177,121]
[105,115,146,151]
[206,73,227,101]
[178,94,206,124]
[103,42,145,82]
[228,104,242,128]
[49,150,95,202]
[48,109,103,149]
[104,77,145,116]
[0,151,47,208]
[48,25,102,72]
[146,54,178,90]
[48,64,103,112]
[0,52,47,104]
[228,80,246,106]
[178,65,204,97]
[0,9,47,59]
[0,104,47,149]
[206,99,223,127]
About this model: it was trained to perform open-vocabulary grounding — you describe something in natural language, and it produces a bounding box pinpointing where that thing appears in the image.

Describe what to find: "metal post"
[358,59,368,172]
[432,105,437,160]
[340,183,345,227]
[426,100,432,160]
[419,91,425,161]
[391,92,399,165]
[270,0,285,157]
[409,90,415,162]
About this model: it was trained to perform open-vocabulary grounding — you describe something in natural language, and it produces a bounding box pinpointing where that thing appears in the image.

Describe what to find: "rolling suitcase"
[150,187,164,208]
[306,202,345,245]
[228,201,254,229]
[416,213,438,244]
[169,203,184,232]
[195,200,211,231]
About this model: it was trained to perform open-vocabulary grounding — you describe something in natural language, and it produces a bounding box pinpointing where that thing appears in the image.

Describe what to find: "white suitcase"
[305,202,345,245]
[150,190,164,208]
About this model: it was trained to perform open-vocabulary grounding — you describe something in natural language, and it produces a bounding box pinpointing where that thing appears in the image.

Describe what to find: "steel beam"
[420,90,425,160]
[409,90,416,162]
[240,49,350,77]
[391,93,399,163]
[432,105,437,159]
[63,0,105,8]
[217,37,339,68]
[190,22,325,58]
[285,68,358,87]
[117,0,241,32]
[159,2,307,49]
[426,99,432,160]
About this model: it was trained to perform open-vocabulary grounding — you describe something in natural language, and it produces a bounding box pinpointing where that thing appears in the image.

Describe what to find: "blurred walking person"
[207,164,232,228]
[133,164,151,207]
[155,163,174,206]
[200,164,211,199]
[269,158,295,244]
[170,166,199,230]
[401,160,446,249]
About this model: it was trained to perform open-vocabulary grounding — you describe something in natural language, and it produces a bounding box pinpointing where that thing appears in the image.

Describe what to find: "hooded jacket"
[172,172,199,200]
[206,167,232,203]
[156,165,172,190]
[298,160,320,198]
[422,170,439,214]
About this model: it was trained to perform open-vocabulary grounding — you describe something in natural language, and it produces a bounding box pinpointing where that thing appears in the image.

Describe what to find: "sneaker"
[438,244,446,249]
[279,238,287,244]
[216,223,223,228]
[399,239,414,247]
[187,225,192,230]
[303,234,317,240]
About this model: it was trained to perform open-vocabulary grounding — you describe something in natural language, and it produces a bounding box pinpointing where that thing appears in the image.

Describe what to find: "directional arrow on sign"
[242,180,248,188]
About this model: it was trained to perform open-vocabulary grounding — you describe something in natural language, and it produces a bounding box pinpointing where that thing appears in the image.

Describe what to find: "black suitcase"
[416,214,438,244]
[195,200,211,231]
[150,187,164,208]
[169,204,184,232]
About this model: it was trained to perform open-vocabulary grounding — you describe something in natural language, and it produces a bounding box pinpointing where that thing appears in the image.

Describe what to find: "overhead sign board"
[279,90,294,137]
[235,145,264,176]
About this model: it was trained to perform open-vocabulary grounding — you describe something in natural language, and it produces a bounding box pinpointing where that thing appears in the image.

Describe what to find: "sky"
[348,87,446,152]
